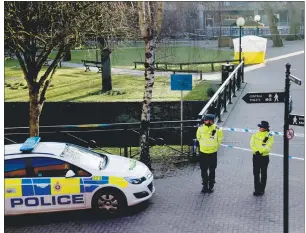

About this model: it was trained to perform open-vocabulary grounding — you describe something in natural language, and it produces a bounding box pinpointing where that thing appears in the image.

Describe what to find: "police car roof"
[5,142,67,156]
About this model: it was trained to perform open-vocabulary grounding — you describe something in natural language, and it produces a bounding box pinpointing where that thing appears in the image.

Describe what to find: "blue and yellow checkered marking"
[5,176,128,198]
[22,179,34,196]
[33,178,51,195]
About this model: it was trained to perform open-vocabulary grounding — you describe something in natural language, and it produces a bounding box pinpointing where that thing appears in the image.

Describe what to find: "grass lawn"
[5,65,214,102]
[48,46,234,67]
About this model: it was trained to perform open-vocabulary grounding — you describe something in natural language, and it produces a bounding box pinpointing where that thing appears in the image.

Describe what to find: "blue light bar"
[20,137,41,152]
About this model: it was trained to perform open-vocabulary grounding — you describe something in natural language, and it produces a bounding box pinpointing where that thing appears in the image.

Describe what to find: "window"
[30,157,91,178]
[60,144,107,171]
[5,158,28,178]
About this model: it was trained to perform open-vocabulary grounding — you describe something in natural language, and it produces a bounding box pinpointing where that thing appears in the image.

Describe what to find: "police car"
[5,137,155,216]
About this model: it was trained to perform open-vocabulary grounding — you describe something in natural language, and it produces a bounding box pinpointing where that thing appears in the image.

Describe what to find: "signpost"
[243,63,302,233]
[170,74,192,151]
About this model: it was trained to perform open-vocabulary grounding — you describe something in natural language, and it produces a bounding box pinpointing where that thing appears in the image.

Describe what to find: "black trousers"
[199,152,217,185]
[253,154,270,192]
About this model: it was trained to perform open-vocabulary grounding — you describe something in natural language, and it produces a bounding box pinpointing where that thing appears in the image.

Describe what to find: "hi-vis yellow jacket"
[250,131,274,156]
[196,124,224,154]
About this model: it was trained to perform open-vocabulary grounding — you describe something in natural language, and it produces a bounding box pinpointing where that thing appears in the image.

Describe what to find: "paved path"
[5,41,305,233]
[60,40,304,82]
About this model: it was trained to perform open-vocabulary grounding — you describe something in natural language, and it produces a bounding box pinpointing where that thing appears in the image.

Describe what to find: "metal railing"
[198,60,245,123]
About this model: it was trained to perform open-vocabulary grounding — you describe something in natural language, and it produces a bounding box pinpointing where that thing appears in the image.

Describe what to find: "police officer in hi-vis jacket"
[250,121,274,196]
[196,114,223,193]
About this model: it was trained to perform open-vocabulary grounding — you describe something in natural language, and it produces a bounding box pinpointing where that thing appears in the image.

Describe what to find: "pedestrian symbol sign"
[289,114,304,126]
[242,92,285,104]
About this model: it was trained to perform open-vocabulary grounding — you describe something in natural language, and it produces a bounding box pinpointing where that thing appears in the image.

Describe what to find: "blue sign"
[170,74,192,91]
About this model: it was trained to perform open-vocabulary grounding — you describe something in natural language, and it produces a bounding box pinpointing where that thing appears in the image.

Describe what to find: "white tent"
[233,35,267,65]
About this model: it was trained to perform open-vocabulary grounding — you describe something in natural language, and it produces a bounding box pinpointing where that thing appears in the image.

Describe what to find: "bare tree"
[261,2,283,47]
[90,2,138,92]
[287,2,303,40]
[138,2,163,170]
[4,2,95,136]
[4,2,137,136]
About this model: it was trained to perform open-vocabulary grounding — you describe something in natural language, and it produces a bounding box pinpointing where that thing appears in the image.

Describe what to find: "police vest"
[250,131,274,156]
[196,124,223,154]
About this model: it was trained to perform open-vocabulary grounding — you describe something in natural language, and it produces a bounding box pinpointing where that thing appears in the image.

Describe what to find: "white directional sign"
[289,75,302,86]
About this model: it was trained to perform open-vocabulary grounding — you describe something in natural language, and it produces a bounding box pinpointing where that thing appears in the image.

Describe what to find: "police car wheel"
[92,189,126,215]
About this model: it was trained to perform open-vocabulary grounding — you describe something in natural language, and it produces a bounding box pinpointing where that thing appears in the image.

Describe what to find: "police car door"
[30,156,88,213]
[5,157,36,215]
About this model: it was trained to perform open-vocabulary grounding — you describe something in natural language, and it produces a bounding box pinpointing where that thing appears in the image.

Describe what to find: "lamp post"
[254,15,261,36]
[236,17,245,64]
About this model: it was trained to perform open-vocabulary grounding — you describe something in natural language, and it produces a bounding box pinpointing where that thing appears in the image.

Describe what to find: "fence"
[195,26,305,38]
[197,60,244,123]
[133,59,240,80]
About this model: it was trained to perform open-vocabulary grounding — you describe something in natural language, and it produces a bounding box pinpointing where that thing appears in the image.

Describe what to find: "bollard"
[221,64,235,84]
[221,64,230,84]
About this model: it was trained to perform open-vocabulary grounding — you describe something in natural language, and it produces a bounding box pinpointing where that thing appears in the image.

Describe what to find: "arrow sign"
[242,92,285,104]
[289,114,304,126]
[289,75,302,86]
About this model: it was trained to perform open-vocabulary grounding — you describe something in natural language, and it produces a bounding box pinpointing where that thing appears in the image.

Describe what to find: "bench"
[81,60,102,73]
[134,60,239,72]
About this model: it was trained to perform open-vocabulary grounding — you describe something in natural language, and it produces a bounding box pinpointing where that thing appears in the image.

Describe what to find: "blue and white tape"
[220,127,304,138]
[221,144,304,161]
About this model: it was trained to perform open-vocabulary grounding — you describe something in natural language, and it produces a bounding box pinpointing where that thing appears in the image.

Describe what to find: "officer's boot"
[201,182,208,193]
[208,181,214,193]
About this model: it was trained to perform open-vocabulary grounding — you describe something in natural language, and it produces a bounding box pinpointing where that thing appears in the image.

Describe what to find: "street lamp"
[236,17,245,64]
[254,15,261,36]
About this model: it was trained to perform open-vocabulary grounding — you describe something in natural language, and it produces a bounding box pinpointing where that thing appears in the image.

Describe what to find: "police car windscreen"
[60,145,107,170]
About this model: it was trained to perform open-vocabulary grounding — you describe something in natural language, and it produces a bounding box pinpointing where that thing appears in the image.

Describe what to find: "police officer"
[250,121,274,196]
[196,114,223,193]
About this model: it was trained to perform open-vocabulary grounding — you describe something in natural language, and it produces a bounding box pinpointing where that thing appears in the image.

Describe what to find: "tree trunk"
[101,48,112,92]
[62,49,71,61]
[140,28,155,170]
[98,37,112,92]
[262,3,283,47]
[29,89,43,137]
[288,2,302,40]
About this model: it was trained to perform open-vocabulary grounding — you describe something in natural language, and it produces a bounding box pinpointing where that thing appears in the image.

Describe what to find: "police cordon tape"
[220,127,304,138]
[4,121,304,138]
[220,144,304,161]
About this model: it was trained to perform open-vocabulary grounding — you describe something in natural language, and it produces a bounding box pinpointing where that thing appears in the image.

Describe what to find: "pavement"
[5,41,305,233]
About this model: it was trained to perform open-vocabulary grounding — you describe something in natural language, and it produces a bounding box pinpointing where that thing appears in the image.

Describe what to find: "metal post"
[242,57,245,83]
[284,63,291,233]
[257,26,259,36]
[217,95,222,123]
[181,90,183,152]
[223,86,228,112]
[232,73,237,97]
[239,26,242,63]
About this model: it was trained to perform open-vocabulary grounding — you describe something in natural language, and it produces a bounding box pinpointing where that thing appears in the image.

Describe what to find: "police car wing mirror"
[65,170,76,178]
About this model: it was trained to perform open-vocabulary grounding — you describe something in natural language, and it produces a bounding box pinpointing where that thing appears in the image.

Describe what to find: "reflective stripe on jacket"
[250,131,274,156]
[196,124,223,154]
